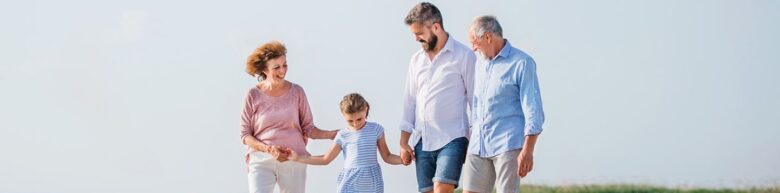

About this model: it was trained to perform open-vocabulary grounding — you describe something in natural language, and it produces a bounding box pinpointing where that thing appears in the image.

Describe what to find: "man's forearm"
[523,134,539,153]
[400,131,411,147]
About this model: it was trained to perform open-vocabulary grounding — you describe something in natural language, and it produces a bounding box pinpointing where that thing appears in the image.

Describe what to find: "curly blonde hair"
[246,41,287,79]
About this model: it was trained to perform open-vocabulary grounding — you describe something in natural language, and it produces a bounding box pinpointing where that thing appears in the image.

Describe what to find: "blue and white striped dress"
[334,122,385,193]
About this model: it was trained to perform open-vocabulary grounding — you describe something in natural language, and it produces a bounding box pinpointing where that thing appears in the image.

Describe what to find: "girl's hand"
[285,147,300,161]
[269,145,290,162]
[399,144,415,166]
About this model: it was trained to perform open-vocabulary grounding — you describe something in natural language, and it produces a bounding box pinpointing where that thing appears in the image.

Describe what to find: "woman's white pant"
[247,152,307,193]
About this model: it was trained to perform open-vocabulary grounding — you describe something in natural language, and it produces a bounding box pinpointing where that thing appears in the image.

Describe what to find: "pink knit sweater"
[240,83,315,162]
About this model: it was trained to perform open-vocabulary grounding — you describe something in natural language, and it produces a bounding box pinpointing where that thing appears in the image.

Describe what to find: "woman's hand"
[268,145,290,162]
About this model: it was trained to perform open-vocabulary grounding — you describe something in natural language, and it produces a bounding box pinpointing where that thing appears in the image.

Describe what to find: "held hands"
[285,147,300,161]
[266,145,290,162]
[399,144,415,166]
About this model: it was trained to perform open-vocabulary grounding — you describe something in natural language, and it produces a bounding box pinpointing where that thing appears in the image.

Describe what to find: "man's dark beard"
[420,34,438,51]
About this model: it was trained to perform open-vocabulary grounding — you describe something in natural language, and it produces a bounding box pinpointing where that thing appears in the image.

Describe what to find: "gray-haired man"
[462,15,546,193]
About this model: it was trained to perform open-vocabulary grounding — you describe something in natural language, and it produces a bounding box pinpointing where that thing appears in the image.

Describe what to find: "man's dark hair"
[404,2,443,28]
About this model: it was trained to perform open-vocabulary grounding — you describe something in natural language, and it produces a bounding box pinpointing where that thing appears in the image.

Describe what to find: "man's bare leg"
[433,182,455,193]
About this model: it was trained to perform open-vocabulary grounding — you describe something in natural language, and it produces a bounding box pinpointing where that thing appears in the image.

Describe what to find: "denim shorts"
[414,137,468,192]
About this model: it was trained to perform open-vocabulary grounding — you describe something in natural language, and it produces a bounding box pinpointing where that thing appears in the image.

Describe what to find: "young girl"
[288,93,403,193]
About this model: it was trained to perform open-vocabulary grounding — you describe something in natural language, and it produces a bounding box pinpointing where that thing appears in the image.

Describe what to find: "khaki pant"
[461,149,522,193]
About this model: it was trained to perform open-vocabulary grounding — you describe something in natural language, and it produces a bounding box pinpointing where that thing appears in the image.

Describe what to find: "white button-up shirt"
[400,36,476,151]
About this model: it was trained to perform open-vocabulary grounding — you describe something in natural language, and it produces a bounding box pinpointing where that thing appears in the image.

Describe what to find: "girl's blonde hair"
[340,93,370,116]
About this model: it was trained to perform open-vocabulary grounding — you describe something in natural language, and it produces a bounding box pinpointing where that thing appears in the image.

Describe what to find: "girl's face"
[342,108,368,130]
[263,55,288,81]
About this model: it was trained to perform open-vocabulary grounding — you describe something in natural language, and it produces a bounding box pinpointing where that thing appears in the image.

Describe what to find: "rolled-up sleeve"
[240,90,256,144]
[462,51,476,128]
[517,58,545,136]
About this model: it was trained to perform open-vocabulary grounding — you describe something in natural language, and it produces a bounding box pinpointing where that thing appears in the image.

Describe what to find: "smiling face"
[409,22,439,51]
[262,55,288,81]
[469,30,492,60]
[342,108,368,130]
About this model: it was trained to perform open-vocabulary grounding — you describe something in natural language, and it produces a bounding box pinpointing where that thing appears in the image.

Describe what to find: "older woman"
[241,41,336,193]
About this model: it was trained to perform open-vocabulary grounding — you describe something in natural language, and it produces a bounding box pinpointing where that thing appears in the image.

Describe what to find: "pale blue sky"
[1,0,779,192]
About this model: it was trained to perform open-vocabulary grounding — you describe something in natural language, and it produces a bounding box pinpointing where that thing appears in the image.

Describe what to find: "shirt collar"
[494,39,512,60]
[440,34,455,54]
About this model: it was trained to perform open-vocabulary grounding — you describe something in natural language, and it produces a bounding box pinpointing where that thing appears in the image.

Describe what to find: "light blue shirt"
[468,40,545,158]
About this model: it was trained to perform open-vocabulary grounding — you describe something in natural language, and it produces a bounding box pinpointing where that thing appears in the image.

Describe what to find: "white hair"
[471,15,503,38]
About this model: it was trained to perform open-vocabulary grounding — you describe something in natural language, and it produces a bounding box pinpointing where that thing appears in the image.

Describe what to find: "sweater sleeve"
[240,89,257,144]
[297,85,316,143]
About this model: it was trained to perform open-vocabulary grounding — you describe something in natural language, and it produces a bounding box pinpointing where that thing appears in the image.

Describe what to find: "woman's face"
[263,55,288,81]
